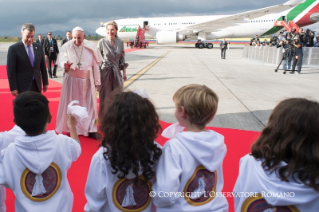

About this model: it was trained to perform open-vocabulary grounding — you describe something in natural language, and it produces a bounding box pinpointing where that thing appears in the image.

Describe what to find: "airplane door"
[144,21,150,30]
[282,16,286,21]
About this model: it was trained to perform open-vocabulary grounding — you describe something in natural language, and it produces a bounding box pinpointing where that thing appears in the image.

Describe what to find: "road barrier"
[242,46,319,67]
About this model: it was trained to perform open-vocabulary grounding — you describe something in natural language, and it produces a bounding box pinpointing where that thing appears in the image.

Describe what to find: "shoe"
[88,132,101,140]
[290,71,295,74]
[49,75,52,78]
[294,71,300,74]
[53,75,58,78]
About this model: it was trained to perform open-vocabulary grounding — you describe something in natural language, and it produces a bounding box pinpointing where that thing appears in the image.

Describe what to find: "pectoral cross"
[77,62,82,69]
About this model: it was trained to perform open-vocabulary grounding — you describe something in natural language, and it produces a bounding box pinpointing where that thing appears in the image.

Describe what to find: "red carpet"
[0,65,260,212]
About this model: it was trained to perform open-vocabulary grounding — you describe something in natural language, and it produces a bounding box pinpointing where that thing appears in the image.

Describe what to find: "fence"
[242,46,319,67]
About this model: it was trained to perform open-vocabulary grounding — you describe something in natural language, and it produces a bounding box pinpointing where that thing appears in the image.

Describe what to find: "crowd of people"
[248,27,319,74]
[250,27,318,48]
[1,22,319,212]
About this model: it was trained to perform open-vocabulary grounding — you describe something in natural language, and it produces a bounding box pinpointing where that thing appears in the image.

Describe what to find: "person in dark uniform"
[61,31,72,47]
[43,32,59,78]
[220,38,228,59]
[291,37,303,74]
[35,34,44,47]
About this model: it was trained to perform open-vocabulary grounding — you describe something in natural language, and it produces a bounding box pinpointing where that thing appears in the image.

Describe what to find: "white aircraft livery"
[96,0,319,45]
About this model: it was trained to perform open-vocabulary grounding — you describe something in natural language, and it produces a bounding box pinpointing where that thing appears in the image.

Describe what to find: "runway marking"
[124,50,171,88]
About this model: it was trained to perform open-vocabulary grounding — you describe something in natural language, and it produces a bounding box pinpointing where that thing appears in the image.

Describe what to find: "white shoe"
[294,71,300,74]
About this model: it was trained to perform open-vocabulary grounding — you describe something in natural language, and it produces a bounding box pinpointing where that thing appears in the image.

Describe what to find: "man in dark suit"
[61,31,72,47]
[35,34,44,47]
[43,32,59,78]
[220,38,228,59]
[7,23,48,96]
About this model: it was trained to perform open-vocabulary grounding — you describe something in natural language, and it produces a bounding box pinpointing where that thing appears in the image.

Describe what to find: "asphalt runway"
[1,42,319,131]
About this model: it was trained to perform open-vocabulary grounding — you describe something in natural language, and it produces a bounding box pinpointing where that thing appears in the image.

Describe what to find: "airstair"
[274,19,300,32]
[128,22,149,48]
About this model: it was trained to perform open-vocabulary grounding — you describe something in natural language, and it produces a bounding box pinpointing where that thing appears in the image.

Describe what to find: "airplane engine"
[156,31,186,45]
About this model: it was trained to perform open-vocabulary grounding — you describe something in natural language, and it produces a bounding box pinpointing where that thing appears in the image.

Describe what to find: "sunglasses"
[47,34,52,35]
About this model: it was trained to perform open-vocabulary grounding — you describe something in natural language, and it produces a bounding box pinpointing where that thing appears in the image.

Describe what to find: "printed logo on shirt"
[20,162,62,202]
[241,193,299,212]
[183,165,217,206]
[112,176,152,211]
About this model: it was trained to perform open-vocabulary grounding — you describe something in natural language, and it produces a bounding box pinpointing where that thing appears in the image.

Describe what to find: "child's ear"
[181,106,187,118]
[48,112,52,124]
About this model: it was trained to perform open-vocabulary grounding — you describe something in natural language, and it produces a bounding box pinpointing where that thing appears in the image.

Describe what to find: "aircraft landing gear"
[195,41,213,49]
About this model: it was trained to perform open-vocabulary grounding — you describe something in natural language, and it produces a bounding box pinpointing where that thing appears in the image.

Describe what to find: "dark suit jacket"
[43,38,59,58]
[61,38,71,47]
[35,39,44,47]
[220,41,228,49]
[7,42,49,93]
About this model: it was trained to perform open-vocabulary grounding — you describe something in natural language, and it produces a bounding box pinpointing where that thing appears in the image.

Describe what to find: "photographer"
[295,28,306,47]
[291,37,303,74]
[279,40,292,70]
[314,35,319,47]
[277,31,285,42]
[269,36,278,47]
[304,29,315,47]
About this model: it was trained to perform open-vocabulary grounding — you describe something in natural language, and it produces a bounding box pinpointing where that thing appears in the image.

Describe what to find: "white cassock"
[121,185,136,207]
[56,39,102,136]
[262,209,274,212]
[0,126,25,212]
[190,178,206,199]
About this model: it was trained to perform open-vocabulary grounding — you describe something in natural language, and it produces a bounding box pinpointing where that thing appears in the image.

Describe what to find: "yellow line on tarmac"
[124,50,171,88]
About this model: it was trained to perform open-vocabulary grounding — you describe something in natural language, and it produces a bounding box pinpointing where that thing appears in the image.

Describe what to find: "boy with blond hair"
[152,84,228,212]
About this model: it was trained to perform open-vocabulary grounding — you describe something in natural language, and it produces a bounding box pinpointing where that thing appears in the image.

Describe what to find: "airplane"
[96,0,319,48]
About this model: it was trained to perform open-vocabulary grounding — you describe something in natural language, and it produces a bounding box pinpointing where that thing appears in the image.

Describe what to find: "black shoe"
[53,75,58,78]
[49,75,52,78]
[88,132,101,140]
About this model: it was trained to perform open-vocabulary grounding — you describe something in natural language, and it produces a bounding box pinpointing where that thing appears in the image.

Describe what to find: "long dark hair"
[251,98,319,191]
[100,91,162,183]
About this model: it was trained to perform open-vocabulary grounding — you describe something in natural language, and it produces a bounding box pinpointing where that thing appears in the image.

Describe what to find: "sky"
[0,0,318,36]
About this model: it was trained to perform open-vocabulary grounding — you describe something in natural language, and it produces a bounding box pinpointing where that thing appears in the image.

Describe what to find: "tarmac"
[1,42,319,131]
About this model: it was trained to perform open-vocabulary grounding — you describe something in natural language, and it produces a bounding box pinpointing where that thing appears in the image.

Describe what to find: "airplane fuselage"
[96,0,319,42]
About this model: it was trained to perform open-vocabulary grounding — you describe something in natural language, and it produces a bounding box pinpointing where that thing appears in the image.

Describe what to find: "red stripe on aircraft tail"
[296,3,319,27]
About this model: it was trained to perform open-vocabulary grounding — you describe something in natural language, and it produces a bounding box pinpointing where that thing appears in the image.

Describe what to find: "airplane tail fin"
[287,0,319,26]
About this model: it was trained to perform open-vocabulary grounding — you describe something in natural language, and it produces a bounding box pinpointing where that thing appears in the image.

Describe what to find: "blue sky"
[0,0,318,36]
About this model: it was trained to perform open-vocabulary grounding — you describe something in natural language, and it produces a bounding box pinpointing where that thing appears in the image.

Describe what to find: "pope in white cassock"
[122,183,137,208]
[56,27,103,138]
[190,175,207,200]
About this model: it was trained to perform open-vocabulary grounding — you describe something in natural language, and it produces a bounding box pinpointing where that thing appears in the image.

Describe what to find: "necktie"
[27,45,34,67]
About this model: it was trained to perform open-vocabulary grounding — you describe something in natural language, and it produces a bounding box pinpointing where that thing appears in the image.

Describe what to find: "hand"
[123,72,127,81]
[11,90,18,96]
[64,61,73,73]
[43,85,48,92]
[67,115,77,128]
[45,55,48,58]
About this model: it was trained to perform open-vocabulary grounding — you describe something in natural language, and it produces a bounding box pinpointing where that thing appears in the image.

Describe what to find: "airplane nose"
[96,27,106,36]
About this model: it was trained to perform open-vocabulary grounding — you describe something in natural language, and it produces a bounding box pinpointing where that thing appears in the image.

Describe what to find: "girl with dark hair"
[234,98,319,212]
[84,91,162,212]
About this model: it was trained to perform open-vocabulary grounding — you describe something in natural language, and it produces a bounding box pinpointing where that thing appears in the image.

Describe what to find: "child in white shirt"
[152,84,228,212]
[84,91,162,212]
[0,125,25,212]
[0,91,81,212]
[234,98,319,212]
